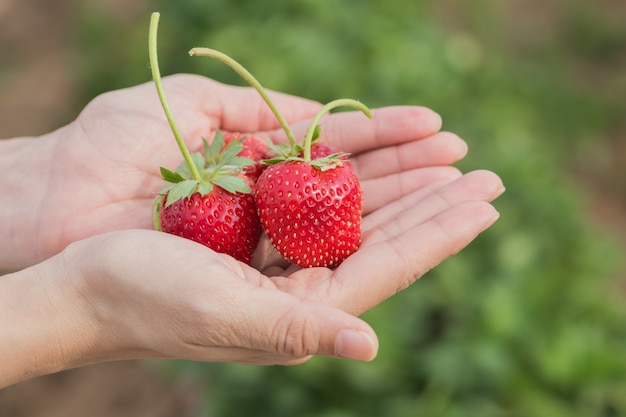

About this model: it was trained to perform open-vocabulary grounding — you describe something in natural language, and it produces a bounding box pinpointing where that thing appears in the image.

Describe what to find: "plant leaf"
[197,181,214,196]
[219,144,244,167]
[210,130,225,156]
[311,125,322,142]
[213,176,252,194]
[190,152,206,171]
[160,166,185,183]
[229,156,256,167]
[164,179,199,207]
[175,160,192,178]
[152,195,163,231]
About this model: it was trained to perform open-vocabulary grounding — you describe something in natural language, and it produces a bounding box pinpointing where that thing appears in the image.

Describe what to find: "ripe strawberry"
[254,100,372,268]
[149,15,261,264]
[255,158,362,268]
[155,136,262,265]
[222,132,272,181]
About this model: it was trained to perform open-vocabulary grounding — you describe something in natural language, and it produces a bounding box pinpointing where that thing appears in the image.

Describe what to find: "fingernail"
[334,330,378,361]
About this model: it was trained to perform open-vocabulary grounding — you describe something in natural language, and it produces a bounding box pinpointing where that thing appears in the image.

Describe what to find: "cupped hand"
[27,74,319,265]
[67,229,378,366]
[6,166,501,382]
[68,164,501,367]
[25,73,471,269]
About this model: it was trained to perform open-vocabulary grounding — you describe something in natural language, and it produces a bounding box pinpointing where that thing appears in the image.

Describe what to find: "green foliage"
[71,0,626,415]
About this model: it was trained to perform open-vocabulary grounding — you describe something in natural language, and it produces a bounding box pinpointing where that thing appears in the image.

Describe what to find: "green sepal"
[152,195,163,231]
[210,131,225,155]
[175,152,206,178]
[311,125,322,142]
[213,175,253,194]
[197,181,214,196]
[229,156,256,167]
[260,157,288,166]
[310,153,350,171]
[160,166,185,184]
[203,131,251,170]
[265,141,301,161]
[163,179,199,208]
[191,152,206,172]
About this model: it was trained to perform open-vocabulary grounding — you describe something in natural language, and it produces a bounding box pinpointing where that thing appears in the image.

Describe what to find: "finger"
[201,284,379,362]
[163,74,323,134]
[362,169,505,233]
[333,200,501,315]
[361,166,463,215]
[352,131,468,181]
[287,105,443,154]
[215,86,323,134]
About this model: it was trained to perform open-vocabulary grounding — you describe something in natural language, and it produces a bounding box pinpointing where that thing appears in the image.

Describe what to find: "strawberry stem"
[149,12,202,182]
[188,47,297,148]
[303,99,372,162]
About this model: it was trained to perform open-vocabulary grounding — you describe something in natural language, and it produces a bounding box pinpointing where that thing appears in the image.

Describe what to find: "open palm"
[32,74,501,280]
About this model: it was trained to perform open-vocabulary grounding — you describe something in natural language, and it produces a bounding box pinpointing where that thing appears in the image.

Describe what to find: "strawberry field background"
[1,0,626,416]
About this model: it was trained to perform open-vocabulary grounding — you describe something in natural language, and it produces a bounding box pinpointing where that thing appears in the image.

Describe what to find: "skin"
[0,74,504,388]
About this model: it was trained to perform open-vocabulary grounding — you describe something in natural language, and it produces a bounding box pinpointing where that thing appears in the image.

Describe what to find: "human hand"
[2,184,499,388]
[4,74,476,271]
[4,74,321,270]
[0,229,377,388]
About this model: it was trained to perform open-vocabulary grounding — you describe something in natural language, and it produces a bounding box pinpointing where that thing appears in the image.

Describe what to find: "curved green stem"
[189,47,297,147]
[303,99,372,161]
[149,12,201,181]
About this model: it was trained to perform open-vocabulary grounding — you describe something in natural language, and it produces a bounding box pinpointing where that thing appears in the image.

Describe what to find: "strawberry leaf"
[160,167,185,184]
[220,143,246,165]
[210,131,225,155]
[310,154,348,171]
[229,156,256,167]
[213,176,252,194]
[164,179,199,207]
[191,152,206,171]
[311,125,322,142]
[197,181,214,196]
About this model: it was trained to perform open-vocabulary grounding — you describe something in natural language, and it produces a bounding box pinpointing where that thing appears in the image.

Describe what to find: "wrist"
[0,252,94,386]
[0,236,150,387]
[0,133,60,272]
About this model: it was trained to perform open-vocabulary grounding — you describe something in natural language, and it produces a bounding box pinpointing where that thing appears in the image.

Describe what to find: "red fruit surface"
[255,160,362,268]
[160,186,262,265]
[306,143,348,160]
[223,132,272,181]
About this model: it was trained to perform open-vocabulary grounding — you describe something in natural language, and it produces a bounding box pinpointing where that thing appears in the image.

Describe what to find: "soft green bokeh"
[71,0,626,415]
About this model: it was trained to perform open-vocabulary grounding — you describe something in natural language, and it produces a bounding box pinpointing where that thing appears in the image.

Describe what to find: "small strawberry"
[149,14,262,264]
[155,135,262,265]
[188,45,373,267]
[222,132,272,181]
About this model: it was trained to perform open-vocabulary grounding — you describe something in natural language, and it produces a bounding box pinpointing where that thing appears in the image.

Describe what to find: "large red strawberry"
[255,157,362,268]
[254,99,372,268]
[149,14,262,264]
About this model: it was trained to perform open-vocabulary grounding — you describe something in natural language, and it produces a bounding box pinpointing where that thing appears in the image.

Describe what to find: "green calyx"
[149,13,253,209]
[160,132,254,208]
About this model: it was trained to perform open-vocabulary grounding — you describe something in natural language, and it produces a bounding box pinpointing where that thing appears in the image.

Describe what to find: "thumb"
[232,287,379,362]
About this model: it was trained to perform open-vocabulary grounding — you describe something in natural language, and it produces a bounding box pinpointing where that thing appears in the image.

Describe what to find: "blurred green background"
[2,0,626,416]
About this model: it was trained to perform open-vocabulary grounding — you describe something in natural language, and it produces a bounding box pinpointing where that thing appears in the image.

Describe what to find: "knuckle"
[272,309,321,358]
